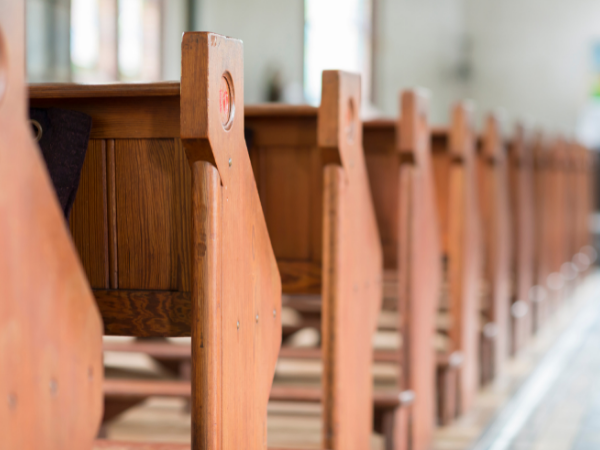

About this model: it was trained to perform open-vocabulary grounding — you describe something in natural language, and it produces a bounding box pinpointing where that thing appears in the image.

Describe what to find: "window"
[70,0,162,83]
[304,0,373,105]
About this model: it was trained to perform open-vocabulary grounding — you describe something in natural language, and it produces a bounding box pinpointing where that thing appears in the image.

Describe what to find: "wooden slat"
[114,138,191,291]
[0,3,103,448]
[94,441,191,450]
[181,32,282,450]
[107,139,118,289]
[29,96,180,139]
[70,139,110,289]
[30,82,181,99]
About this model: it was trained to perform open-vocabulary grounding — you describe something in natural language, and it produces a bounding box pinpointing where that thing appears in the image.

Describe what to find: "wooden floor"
[103,273,600,450]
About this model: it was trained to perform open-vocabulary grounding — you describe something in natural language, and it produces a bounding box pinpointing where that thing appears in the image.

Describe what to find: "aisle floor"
[436,273,600,450]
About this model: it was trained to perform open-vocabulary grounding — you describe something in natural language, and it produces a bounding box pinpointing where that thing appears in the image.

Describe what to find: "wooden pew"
[506,124,535,353]
[569,142,594,280]
[429,103,481,423]
[530,132,553,331]
[476,114,511,384]
[95,72,384,449]
[0,3,104,449]
[545,137,571,308]
[29,32,282,449]
[363,90,444,449]
[245,71,383,450]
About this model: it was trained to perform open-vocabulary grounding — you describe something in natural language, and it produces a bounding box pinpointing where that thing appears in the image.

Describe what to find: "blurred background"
[26,0,600,147]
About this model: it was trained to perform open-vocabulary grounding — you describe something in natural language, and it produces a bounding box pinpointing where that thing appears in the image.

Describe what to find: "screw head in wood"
[255,314,259,323]
[7,393,16,410]
[229,158,232,167]
[49,379,58,396]
[273,309,277,317]
[236,320,240,330]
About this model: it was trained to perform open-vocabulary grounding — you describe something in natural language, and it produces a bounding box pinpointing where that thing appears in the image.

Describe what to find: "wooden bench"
[506,124,535,353]
[476,114,511,384]
[545,137,572,309]
[363,90,444,449]
[531,132,553,331]
[0,4,103,448]
[29,32,283,450]
[245,71,383,450]
[429,103,482,424]
[96,72,385,450]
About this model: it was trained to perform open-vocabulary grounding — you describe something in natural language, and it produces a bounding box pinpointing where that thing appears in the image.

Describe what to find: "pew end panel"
[319,71,384,450]
[446,103,481,414]
[477,113,511,382]
[507,124,535,354]
[29,32,282,450]
[181,32,283,449]
[398,90,442,449]
[0,3,103,449]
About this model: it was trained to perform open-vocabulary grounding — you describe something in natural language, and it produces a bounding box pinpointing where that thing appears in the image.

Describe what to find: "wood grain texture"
[69,139,110,289]
[29,95,180,139]
[319,71,383,450]
[107,140,118,289]
[94,290,191,337]
[278,261,322,294]
[181,33,282,450]
[0,3,103,449]
[397,90,442,450]
[477,114,511,379]
[115,138,191,292]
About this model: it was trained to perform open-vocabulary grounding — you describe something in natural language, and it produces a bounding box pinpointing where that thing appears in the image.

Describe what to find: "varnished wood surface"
[507,125,535,353]
[94,441,191,450]
[319,72,383,450]
[103,340,400,363]
[477,114,511,380]
[104,379,402,409]
[246,104,318,117]
[30,82,181,98]
[95,290,192,337]
[181,33,282,450]
[0,3,103,449]
[448,103,481,414]
[95,441,311,450]
[398,91,442,450]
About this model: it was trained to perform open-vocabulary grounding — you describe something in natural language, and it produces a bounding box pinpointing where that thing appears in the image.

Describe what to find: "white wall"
[373,0,467,124]
[465,0,600,134]
[162,0,188,81]
[194,0,304,104]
